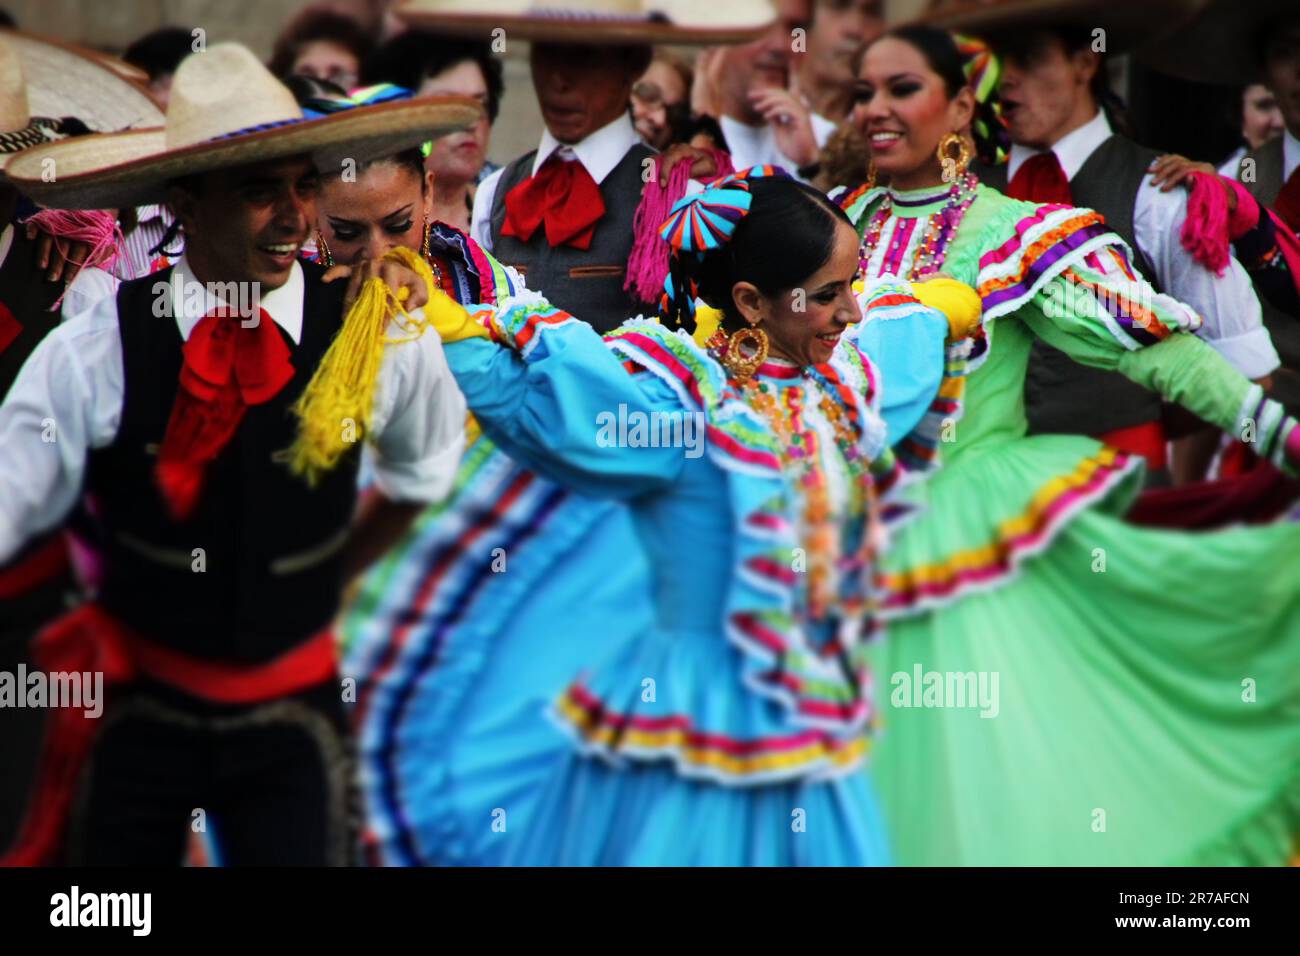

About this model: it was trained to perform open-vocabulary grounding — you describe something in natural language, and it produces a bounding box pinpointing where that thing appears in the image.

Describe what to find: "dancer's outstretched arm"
[427,290,690,498]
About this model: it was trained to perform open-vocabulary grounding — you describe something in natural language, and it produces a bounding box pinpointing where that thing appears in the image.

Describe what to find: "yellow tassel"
[287,246,434,485]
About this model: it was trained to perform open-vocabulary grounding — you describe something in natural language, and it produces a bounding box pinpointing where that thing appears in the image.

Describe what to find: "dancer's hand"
[323,257,432,313]
[656,144,719,187]
[748,87,819,169]
[1148,154,1237,214]
[26,223,91,283]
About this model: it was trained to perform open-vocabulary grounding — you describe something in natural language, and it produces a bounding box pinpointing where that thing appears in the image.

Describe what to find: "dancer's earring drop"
[936,132,972,182]
[315,230,333,267]
[722,324,769,381]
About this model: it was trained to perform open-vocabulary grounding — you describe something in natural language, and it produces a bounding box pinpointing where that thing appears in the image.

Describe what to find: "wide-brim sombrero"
[2,29,163,132]
[0,30,165,177]
[913,0,1208,57]
[1137,0,1300,86]
[393,0,777,46]
[5,43,481,211]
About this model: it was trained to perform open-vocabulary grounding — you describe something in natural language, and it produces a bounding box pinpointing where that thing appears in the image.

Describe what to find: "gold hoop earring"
[723,324,769,381]
[421,217,432,261]
[315,230,333,267]
[937,132,972,181]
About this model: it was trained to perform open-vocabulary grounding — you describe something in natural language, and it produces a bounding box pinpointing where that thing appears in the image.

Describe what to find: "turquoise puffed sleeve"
[848,276,975,475]
[850,278,952,445]
[442,296,691,498]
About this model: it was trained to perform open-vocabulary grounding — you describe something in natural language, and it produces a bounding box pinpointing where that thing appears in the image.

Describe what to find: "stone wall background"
[3,0,926,164]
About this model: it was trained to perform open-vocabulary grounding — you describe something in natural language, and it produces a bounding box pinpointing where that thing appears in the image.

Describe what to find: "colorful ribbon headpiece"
[302,84,436,157]
[953,33,1010,166]
[657,165,786,324]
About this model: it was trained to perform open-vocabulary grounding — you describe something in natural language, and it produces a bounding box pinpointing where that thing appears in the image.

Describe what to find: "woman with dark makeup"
[841,27,1300,866]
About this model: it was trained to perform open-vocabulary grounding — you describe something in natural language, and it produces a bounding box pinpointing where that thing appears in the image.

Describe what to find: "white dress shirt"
[0,256,466,564]
[1218,145,1247,178]
[471,113,644,252]
[1008,109,1280,379]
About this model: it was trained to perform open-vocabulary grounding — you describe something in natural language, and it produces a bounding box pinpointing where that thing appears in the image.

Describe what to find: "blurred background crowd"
[0,0,1282,204]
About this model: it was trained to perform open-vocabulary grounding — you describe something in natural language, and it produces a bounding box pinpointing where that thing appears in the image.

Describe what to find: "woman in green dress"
[844,26,1300,865]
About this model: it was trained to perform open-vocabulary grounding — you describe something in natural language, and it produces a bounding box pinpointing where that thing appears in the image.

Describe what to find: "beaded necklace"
[858,170,979,280]
[733,365,875,621]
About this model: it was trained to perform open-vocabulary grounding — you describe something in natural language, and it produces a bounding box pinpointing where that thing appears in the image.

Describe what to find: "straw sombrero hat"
[2,29,163,132]
[0,31,165,175]
[6,42,481,211]
[914,0,1206,57]
[393,0,777,46]
[1138,0,1300,86]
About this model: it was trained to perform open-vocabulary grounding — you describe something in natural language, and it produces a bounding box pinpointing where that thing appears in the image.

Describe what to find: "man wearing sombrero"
[0,30,164,855]
[397,0,776,331]
[0,42,476,865]
[920,0,1281,485]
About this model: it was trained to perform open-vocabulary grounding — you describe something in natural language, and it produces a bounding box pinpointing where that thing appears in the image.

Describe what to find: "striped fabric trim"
[895,338,973,473]
[854,277,974,474]
[877,445,1140,618]
[835,181,875,214]
[206,117,306,142]
[1235,384,1300,471]
[601,322,879,751]
[556,683,869,784]
[971,205,1185,369]
[363,463,568,864]
[480,292,580,357]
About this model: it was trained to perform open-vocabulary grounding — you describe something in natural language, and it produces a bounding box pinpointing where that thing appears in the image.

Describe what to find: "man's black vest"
[982,135,1165,436]
[0,226,65,399]
[85,263,360,663]
[1239,135,1300,414]
[489,143,655,333]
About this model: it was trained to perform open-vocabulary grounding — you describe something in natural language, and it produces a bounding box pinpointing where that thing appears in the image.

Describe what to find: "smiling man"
[0,44,475,866]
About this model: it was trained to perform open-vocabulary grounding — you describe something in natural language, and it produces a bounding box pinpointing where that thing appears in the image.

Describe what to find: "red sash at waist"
[1096,421,1167,471]
[0,535,69,600]
[1,604,337,866]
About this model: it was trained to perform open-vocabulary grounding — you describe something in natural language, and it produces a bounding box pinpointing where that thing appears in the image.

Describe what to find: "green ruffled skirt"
[868,434,1300,865]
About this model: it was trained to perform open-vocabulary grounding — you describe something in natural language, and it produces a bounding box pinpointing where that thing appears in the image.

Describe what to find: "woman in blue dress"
[392,168,979,865]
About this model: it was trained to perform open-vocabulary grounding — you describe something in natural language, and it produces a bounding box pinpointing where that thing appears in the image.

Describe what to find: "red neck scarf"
[1007,151,1074,205]
[155,306,294,520]
[502,154,607,250]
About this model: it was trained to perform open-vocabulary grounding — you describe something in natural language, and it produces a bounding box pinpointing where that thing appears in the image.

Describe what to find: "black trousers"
[66,677,357,866]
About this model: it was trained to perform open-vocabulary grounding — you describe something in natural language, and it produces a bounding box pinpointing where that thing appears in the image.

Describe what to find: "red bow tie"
[502,155,607,250]
[1007,151,1074,206]
[155,307,295,520]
